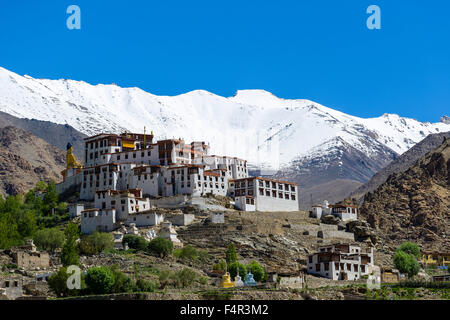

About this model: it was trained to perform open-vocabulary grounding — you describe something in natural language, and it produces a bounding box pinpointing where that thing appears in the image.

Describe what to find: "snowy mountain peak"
[0,66,449,171]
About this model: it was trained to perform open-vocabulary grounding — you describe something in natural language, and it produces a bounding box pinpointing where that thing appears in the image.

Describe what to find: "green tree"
[61,223,79,266]
[228,261,247,280]
[17,210,37,238]
[123,234,148,251]
[79,231,114,255]
[397,242,421,259]
[393,250,420,278]
[225,242,237,264]
[33,228,65,252]
[247,260,266,282]
[85,266,115,295]
[147,237,173,258]
[43,181,58,215]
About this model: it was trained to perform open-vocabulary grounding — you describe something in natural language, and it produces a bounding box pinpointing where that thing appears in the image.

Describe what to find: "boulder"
[321,215,341,225]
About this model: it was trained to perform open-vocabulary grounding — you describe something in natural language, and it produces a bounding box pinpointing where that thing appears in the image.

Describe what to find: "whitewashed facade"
[307,244,374,281]
[229,177,299,211]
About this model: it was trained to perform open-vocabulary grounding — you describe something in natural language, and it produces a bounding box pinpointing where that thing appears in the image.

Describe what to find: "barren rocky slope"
[351,131,450,201]
[0,126,65,197]
[360,138,450,251]
[0,111,86,161]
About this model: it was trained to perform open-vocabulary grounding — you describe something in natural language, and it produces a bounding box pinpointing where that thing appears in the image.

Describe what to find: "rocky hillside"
[360,138,450,251]
[0,126,65,197]
[0,111,86,161]
[351,132,450,201]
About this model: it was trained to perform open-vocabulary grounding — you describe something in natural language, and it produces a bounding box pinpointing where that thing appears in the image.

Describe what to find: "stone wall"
[12,251,50,270]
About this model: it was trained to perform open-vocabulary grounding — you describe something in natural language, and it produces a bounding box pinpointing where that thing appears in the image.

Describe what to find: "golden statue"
[66,143,82,170]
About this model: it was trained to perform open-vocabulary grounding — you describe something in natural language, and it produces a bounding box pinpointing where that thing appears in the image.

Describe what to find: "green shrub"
[228,261,247,280]
[147,237,173,258]
[158,270,172,288]
[173,268,196,288]
[110,265,134,293]
[123,234,148,251]
[33,228,65,253]
[199,276,209,285]
[175,245,198,261]
[213,259,227,272]
[79,231,114,255]
[246,260,266,282]
[135,279,157,292]
[85,266,115,294]
[48,267,83,297]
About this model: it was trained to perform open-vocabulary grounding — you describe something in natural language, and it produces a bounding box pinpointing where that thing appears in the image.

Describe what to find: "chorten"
[159,221,183,247]
[221,272,235,288]
[234,275,244,287]
[244,272,257,286]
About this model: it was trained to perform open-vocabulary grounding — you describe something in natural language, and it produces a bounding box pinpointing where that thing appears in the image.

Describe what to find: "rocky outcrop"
[0,126,65,196]
[360,138,450,251]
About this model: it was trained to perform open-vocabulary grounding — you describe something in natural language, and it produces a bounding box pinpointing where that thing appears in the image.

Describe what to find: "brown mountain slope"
[360,138,450,251]
[0,126,65,197]
[0,111,86,161]
[351,132,450,201]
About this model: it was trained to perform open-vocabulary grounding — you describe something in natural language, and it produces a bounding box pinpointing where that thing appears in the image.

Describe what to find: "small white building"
[68,203,84,218]
[234,196,256,211]
[229,177,299,212]
[81,208,117,234]
[307,243,374,281]
[210,212,225,224]
[311,200,358,222]
[81,188,163,234]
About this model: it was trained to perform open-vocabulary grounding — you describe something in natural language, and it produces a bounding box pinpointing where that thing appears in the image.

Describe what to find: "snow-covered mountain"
[0,66,449,174]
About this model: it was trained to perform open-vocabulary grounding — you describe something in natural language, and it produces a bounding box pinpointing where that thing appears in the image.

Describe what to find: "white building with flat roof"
[229,177,299,211]
[307,243,374,281]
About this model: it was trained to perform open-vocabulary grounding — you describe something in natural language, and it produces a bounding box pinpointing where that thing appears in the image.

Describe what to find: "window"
[316,264,320,272]
[291,194,296,201]
[309,256,313,263]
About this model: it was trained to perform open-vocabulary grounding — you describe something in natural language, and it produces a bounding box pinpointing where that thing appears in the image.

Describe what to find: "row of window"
[309,262,366,273]
[235,188,296,201]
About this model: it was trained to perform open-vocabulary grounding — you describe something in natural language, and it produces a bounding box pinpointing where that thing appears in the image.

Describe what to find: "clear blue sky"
[0,0,448,122]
